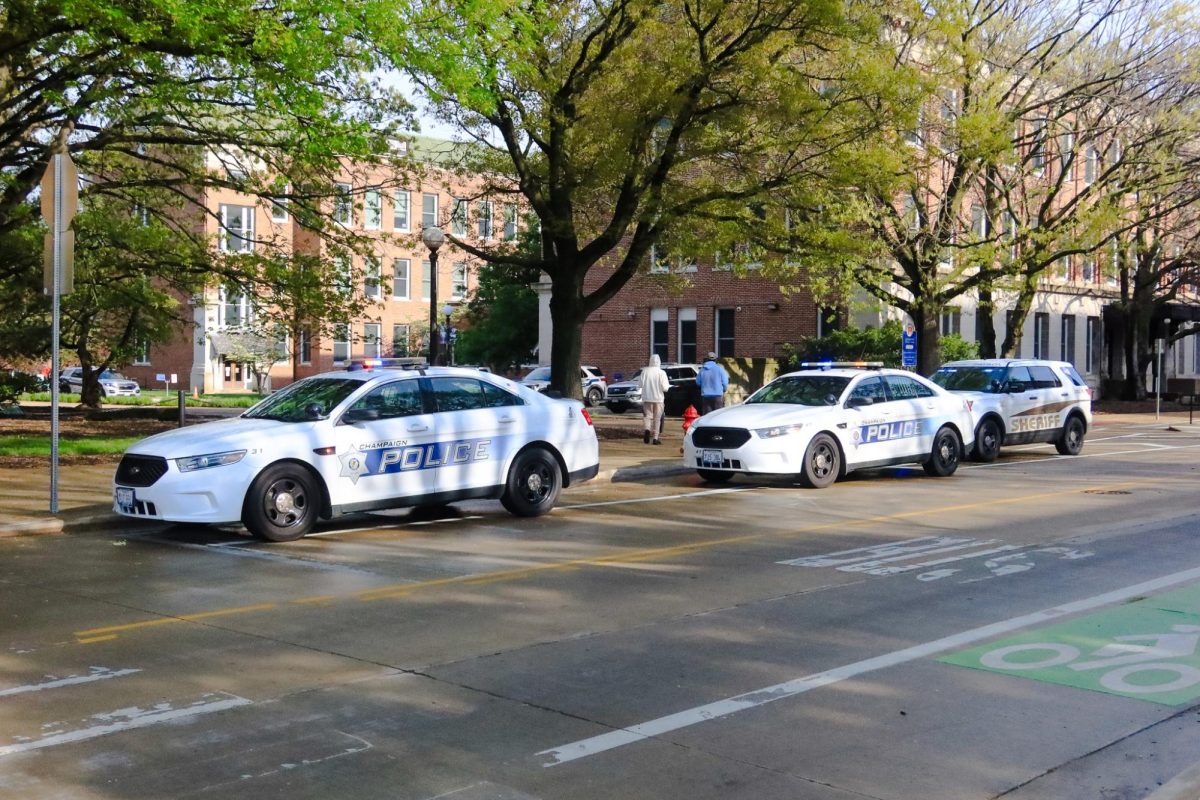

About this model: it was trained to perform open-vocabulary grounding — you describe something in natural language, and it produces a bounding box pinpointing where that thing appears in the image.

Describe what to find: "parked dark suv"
[604,363,701,416]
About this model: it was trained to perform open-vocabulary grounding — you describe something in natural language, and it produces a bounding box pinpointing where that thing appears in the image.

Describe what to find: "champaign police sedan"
[113,368,600,541]
[683,365,975,487]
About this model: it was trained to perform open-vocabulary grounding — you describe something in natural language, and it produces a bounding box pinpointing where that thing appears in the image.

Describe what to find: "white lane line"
[560,486,763,510]
[962,441,1200,469]
[538,563,1200,766]
[778,536,971,568]
[0,668,140,699]
[0,694,251,757]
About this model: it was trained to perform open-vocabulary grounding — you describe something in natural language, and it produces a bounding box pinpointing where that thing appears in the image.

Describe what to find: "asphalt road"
[2,420,1200,799]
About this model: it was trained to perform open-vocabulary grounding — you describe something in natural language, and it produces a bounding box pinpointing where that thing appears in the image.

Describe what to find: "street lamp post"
[442,303,454,366]
[421,225,445,366]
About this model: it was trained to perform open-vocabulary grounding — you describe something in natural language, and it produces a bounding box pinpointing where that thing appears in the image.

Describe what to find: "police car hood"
[125,416,316,456]
[695,403,830,429]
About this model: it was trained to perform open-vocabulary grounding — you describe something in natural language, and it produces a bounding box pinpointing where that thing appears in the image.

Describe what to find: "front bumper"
[113,457,256,524]
[683,434,808,474]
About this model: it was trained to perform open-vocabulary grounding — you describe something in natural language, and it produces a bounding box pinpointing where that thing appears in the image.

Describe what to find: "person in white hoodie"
[638,353,671,445]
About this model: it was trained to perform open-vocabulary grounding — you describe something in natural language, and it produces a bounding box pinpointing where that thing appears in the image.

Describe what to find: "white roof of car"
[941,359,1072,368]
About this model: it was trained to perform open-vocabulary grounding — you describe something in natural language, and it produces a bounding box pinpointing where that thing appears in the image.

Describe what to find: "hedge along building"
[120,136,519,393]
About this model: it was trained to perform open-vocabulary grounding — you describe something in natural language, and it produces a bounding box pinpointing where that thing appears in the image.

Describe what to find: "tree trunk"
[1001,276,1037,358]
[976,284,997,359]
[913,305,941,376]
[548,270,585,400]
[79,362,103,408]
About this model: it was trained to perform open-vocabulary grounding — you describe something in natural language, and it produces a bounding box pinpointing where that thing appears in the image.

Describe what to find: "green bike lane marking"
[941,583,1200,706]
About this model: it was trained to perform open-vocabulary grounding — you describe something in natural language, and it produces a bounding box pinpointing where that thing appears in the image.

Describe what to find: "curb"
[1145,762,1200,800]
[600,463,693,483]
[0,517,64,538]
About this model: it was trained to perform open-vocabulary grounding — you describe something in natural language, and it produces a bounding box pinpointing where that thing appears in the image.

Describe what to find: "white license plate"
[115,487,134,511]
[701,449,723,468]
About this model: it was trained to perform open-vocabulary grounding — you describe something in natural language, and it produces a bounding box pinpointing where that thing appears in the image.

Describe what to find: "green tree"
[786,320,975,369]
[453,262,540,372]
[385,0,887,399]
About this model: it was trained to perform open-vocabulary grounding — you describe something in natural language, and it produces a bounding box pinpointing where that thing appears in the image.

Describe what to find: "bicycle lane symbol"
[940,590,1200,706]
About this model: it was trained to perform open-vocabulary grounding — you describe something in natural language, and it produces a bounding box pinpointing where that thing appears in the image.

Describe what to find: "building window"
[649,244,669,274]
[364,188,382,230]
[1061,315,1076,364]
[393,258,410,300]
[904,107,924,147]
[334,182,352,226]
[364,256,382,299]
[817,307,841,338]
[678,308,697,364]
[451,198,468,236]
[1034,312,1050,360]
[270,180,289,222]
[970,204,987,240]
[219,284,250,328]
[394,191,410,231]
[478,200,494,240]
[716,308,736,357]
[363,323,382,357]
[941,309,961,337]
[334,255,351,296]
[133,338,151,365]
[298,328,312,365]
[422,259,432,301]
[1085,146,1098,185]
[503,203,518,240]
[422,193,438,229]
[1059,132,1074,179]
[650,307,669,363]
[219,204,255,252]
[333,324,350,364]
[1086,316,1100,373]
[392,324,410,357]
[1030,119,1046,175]
[452,262,468,300]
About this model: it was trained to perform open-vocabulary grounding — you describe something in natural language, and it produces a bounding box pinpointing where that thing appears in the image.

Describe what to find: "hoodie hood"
[649,354,661,368]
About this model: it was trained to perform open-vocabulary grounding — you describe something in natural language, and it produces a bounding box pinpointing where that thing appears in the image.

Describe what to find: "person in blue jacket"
[696,352,729,414]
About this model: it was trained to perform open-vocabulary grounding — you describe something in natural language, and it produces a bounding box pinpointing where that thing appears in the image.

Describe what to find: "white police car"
[521,365,607,407]
[683,364,975,487]
[931,359,1093,461]
[113,367,600,541]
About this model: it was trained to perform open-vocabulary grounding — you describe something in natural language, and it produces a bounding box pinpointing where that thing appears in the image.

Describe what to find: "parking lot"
[3,417,1200,799]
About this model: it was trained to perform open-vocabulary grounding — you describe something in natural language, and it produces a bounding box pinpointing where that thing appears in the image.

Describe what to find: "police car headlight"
[755,423,806,439]
[176,450,247,472]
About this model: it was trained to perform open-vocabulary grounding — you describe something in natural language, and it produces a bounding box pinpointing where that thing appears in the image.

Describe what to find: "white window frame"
[334,255,352,296]
[422,193,438,229]
[678,307,697,364]
[650,308,669,363]
[715,307,736,358]
[333,323,350,364]
[364,188,382,230]
[364,255,382,299]
[394,190,410,231]
[363,323,382,358]
[503,203,518,240]
[219,204,255,253]
[298,328,312,365]
[133,337,151,366]
[271,181,289,223]
[392,258,410,300]
[218,284,251,328]
[451,262,468,300]
[392,324,410,357]
[421,259,432,302]
[478,199,494,240]
[451,198,468,236]
[334,182,353,226]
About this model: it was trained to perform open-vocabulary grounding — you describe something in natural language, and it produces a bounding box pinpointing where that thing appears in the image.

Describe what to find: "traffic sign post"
[901,322,918,369]
[42,151,78,514]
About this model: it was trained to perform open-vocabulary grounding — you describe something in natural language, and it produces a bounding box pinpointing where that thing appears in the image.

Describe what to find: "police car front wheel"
[501,448,562,517]
[244,464,319,542]
[799,433,840,489]
[923,427,962,477]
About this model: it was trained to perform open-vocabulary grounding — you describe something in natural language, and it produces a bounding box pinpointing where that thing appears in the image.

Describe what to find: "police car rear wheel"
[923,427,961,477]
[585,387,603,407]
[1055,416,1085,455]
[244,465,318,542]
[799,434,840,489]
[697,469,733,484]
[973,418,1002,462]
[501,448,561,517]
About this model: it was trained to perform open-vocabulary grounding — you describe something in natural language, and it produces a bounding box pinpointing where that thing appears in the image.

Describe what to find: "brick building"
[120,137,512,393]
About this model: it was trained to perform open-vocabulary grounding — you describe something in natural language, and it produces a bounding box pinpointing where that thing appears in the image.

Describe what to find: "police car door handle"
[407,423,429,432]
[498,416,516,424]
[1060,392,1069,398]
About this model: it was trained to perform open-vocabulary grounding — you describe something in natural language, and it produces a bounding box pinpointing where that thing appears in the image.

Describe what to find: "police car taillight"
[581,408,594,426]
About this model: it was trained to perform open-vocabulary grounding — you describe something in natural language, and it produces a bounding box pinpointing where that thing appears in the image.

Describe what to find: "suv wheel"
[585,387,603,407]
[1055,416,1086,455]
[972,418,1002,462]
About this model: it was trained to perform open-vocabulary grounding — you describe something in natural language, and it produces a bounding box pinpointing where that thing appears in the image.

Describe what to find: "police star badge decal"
[338,448,371,484]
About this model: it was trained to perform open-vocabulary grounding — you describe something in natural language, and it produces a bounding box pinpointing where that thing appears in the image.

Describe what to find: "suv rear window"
[1061,365,1087,387]
[1028,366,1061,389]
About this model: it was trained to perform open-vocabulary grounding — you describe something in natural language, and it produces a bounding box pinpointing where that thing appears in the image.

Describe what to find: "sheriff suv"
[931,359,1092,461]
[604,363,701,416]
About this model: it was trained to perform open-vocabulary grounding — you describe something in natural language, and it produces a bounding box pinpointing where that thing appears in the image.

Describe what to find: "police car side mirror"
[846,396,872,409]
[341,407,380,424]
[304,402,324,420]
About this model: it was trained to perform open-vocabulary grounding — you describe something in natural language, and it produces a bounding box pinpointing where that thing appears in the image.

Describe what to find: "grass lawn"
[20,391,261,408]
[0,436,142,457]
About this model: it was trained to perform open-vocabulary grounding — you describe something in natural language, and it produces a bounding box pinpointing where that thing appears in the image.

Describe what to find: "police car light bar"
[799,361,885,370]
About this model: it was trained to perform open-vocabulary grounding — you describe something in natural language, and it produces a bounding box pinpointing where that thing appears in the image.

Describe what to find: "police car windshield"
[243,378,362,422]
[747,375,852,406]
[932,366,1007,393]
[524,367,551,382]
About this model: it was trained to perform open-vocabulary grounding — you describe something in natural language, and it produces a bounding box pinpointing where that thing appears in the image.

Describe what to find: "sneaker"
[644,430,651,444]
[652,439,662,445]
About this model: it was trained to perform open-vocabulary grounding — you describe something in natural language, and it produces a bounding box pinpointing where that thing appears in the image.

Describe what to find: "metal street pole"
[51,154,62,514]
[41,149,76,515]
[421,226,445,367]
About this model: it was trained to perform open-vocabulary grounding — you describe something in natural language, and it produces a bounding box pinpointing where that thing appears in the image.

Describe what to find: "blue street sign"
[901,323,918,368]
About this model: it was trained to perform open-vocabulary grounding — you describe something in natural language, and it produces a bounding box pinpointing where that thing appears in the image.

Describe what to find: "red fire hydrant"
[682,404,699,435]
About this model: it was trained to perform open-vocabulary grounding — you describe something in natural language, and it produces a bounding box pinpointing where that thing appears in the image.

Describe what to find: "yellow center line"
[73,481,1143,642]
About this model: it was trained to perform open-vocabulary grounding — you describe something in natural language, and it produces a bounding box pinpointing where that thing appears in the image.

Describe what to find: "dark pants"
[701,395,724,415]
